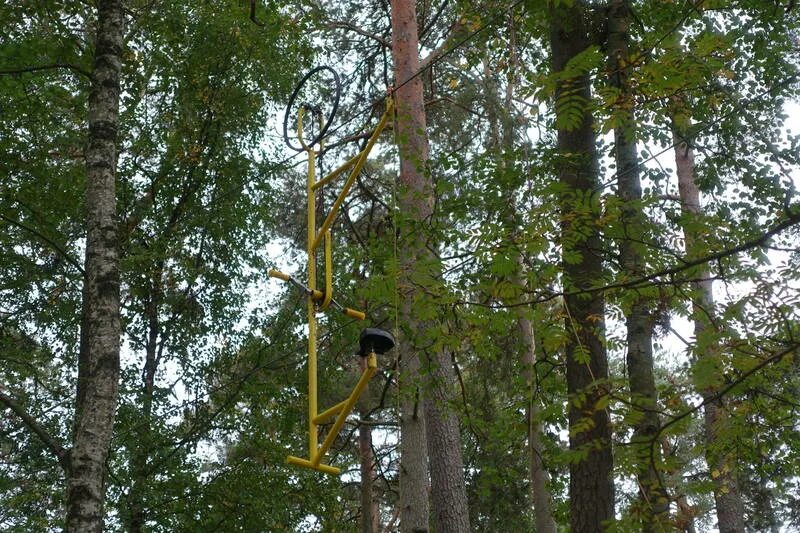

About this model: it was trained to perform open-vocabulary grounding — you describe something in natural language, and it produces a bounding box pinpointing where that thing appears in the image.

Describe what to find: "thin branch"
[0,63,91,79]
[420,20,465,70]
[458,209,800,308]
[0,389,70,470]
[328,21,391,49]
[0,212,85,275]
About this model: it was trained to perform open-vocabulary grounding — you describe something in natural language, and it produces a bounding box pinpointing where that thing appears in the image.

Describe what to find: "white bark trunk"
[66,1,123,531]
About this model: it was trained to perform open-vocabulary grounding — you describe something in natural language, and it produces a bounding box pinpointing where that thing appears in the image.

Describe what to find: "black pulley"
[358,328,395,357]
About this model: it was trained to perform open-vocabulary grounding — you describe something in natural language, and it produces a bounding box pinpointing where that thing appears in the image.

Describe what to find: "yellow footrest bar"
[286,455,341,475]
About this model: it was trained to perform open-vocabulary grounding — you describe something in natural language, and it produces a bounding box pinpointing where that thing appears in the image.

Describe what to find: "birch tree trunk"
[391,1,470,531]
[66,0,124,530]
[606,0,668,528]
[549,2,615,530]
[672,113,746,533]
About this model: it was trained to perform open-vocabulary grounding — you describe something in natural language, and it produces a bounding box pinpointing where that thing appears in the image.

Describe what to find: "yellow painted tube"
[311,152,360,191]
[311,99,394,252]
[307,148,318,457]
[268,269,290,281]
[297,108,309,151]
[312,353,377,468]
[344,308,366,321]
[321,230,333,311]
[312,398,348,425]
[286,455,341,475]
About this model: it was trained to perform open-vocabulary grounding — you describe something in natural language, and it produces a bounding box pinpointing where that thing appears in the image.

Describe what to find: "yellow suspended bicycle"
[269,67,395,475]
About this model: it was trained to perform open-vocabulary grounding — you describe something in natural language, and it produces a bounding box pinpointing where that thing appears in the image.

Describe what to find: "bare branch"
[0,63,91,79]
[328,21,391,49]
[420,20,465,70]
[0,389,70,470]
[0,212,85,276]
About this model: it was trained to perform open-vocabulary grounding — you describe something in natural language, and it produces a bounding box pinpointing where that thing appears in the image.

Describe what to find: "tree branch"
[420,20,465,70]
[0,63,91,79]
[458,209,800,308]
[0,212,85,276]
[328,21,391,49]
[0,389,70,470]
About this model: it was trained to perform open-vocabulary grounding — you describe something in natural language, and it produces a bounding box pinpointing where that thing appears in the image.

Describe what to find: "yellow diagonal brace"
[312,398,348,425]
[312,353,377,468]
[311,152,360,191]
[310,98,394,252]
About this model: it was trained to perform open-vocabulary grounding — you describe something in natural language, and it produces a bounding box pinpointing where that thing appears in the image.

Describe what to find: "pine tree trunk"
[398,348,429,532]
[66,0,123,530]
[359,357,380,533]
[391,1,470,531]
[392,1,431,530]
[549,3,615,530]
[422,356,470,533]
[606,0,668,528]
[672,118,746,533]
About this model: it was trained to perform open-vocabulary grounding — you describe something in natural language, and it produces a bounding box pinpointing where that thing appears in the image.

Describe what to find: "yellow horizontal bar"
[313,353,377,468]
[268,269,290,281]
[286,455,341,475]
[311,152,360,191]
[312,399,348,425]
[343,307,366,320]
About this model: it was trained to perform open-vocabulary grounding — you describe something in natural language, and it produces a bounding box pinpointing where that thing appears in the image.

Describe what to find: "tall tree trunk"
[606,0,667,528]
[518,310,557,533]
[397,351,429,532]
[549,3,615,531]
[492,15,557,530]
[392,1,431,529]
[67,0,124,530]
[128,278,161,533]
[672,112,746,533]
[359,357,380,533]
[391,1,470,532]
[421,355,470,533]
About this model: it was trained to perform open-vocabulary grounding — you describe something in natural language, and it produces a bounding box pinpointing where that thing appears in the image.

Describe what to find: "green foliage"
[2,0,800,530]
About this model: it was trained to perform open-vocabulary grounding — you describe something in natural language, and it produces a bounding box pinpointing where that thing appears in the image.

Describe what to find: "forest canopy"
[1,0,799,531]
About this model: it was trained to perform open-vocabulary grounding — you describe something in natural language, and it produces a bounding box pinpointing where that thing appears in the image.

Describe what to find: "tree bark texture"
[606,0,668,528]
[67,1,124,531]
[391,1,470,531]
[518,311,557,533]
[359,357,380,533]
[673,116,746,533]
[549,3,615,531]
[392,1,431,530]
[494,21,557,529]
[127,276,161,533]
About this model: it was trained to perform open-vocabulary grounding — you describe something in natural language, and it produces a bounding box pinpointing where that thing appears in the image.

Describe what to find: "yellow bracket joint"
[285,352,377,475]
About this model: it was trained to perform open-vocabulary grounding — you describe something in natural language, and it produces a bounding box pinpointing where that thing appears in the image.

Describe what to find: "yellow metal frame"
[268,96,394,475]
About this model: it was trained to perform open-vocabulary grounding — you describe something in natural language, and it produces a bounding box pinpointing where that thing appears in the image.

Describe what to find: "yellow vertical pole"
[307,148,318,458]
